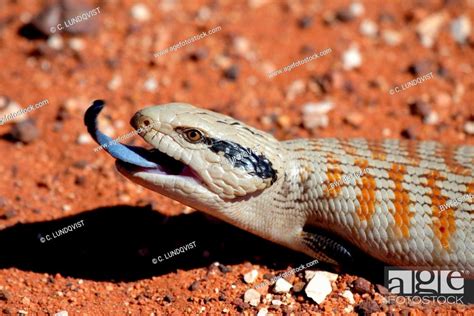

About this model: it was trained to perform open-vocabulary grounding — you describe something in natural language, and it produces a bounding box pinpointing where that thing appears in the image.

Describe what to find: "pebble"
[298,16,313,29]
[382,30,402,46]
[356,299,381,314]
[189,280,200,291]
[108,74,123,91]
[464,121,474,135]
[243,269,259,284]
[76,133,91,144]
[277,115,291,129]
[273,278,293,293]
[401,127,418,140]
[305,271,333,304]
[344,112,364,128]
[286,80,305,101]
[342,46,362,70]
[423,111,439,125]
[131,4,151,22]
[341,290,355,304]
[301,101,334,129]
[375,284,390,295]
[256,308,268,316]
[269,299,282,307]
[67,38,84,52]
[54,311,68,316]
[218,264,232,273]
[47,35,64,50]
[0,289,11,301]
[189,48,208,61]
[359,19,378,37]
[0,97,25,124]
[349,2,365,17]
[196,6,211,21]
[335,8,354,23]
[407,60,433,76]
[305,270,316,281]
[223,65,240,81]
[416,12,447,47]
[144,77,158,92]
[10,119,40,143]
[243,289,261,307]
[292,281,305,292]
[409,100,431,119]
[352,277,372,294]
[450,15,471,44]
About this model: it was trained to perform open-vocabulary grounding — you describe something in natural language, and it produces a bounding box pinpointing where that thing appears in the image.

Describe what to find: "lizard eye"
[183,129,203,143]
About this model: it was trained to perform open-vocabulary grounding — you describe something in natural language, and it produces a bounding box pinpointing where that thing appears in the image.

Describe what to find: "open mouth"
[117,148,189,176]
[84,99,194,178]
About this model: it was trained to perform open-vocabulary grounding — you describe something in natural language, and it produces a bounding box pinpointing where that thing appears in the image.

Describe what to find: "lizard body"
[85,100,473,273]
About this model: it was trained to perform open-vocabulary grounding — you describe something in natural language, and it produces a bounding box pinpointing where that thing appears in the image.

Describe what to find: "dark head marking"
[207,137,277,184]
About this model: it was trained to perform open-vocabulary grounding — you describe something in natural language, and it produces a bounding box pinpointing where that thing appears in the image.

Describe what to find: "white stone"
[131,4,151,22]
[108,74,122,91]
[451,15,471,44]
[273,278,293,293]
[47,35,64,50]
[464,121,474,135]
[342,46,362,70]
[76,133,92,144]
[382,30,402,46]
[243,269,259,284]
[341,290,355,304]
[54,311,68,316]
[359,19,378,38]
[423,111,439,125]
[256,308,268,316]
[271,299,283,306]
[68,38,85,51]
[144,77,158,92]
[416,12,447,48]
[349,2,365,17]
[301,101,334,129]
[305,271,333,304]
[305,270,317,281]
[244,289,261,307]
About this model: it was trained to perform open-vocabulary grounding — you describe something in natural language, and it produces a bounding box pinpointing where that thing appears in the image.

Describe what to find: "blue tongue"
[84,100,158,168]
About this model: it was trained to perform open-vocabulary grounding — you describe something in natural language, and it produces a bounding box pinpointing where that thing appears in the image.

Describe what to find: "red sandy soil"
[0,0,473,315]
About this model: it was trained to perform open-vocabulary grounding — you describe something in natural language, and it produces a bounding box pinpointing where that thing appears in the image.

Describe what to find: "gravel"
[359,19,378,37]
[10,119,41,143]
[130,4,151,22]
[464,121,474,135]
[305,271,333,304]
[273,278,293,293]
[352,277,372,294]
[416,12,447,47]
[450,15,471,44]
[243,269,259,284]
[342,46,362,70]
[301,101,335,129]
[243,289,261,307]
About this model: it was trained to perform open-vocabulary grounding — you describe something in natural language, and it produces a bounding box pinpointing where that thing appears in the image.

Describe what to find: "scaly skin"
[103,103,473,273]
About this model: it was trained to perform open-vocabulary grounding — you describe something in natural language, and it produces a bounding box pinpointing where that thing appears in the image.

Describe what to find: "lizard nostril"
[136,116,154,130]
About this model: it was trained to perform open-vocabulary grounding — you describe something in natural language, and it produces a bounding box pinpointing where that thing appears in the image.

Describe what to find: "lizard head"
[85,100,285,213]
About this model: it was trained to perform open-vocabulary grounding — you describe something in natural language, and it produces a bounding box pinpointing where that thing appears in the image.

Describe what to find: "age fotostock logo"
[385,267,473,304]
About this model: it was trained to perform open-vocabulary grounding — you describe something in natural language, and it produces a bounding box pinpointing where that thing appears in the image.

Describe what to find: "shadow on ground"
[0,205,385,283]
